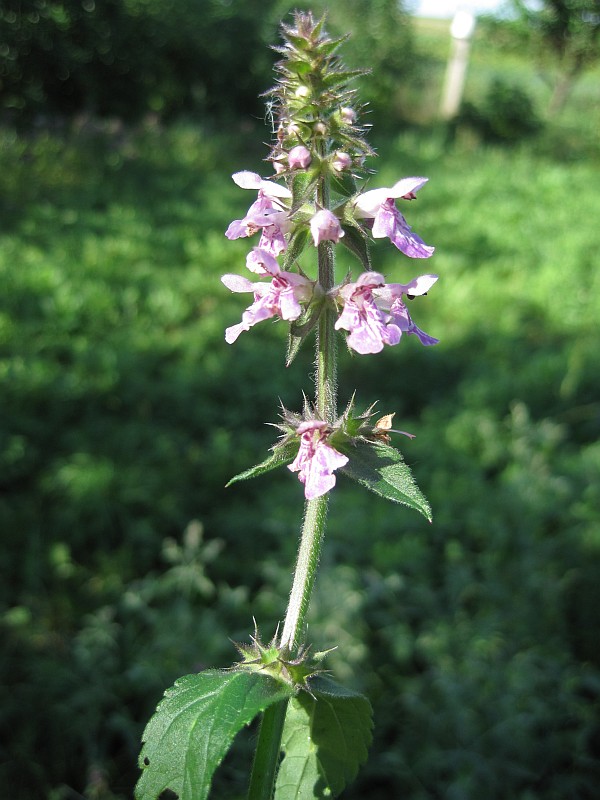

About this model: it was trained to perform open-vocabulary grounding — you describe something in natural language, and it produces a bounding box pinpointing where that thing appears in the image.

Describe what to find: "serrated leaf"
[275,676,373,799]
[226,439,298,487]
[136,670,293,800]
[338,440,432,521]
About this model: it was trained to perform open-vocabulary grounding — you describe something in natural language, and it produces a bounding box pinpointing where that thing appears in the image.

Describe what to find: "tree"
[509,0,600,115]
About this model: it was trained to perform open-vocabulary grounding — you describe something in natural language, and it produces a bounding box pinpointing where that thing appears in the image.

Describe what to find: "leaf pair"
[135,670,372,800]
[227,438,431,522]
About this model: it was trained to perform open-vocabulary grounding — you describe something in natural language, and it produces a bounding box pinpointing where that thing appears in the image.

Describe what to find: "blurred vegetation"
[0,0,414,127]
[493,1,600,116]
[0,0,276,121]
[1,6,600,800]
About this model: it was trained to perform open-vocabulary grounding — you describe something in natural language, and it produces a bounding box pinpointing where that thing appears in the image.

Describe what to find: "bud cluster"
[266,12,374,178]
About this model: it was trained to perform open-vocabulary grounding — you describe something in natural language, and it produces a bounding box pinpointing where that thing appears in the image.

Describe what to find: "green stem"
[280,173,337,650]
[315,239,337,421]
[279,493,329,651]
[246,700,288,800]
[246,163,337,800]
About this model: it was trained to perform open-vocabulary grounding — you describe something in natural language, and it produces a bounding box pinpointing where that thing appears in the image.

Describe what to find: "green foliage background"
[1,7,600,800]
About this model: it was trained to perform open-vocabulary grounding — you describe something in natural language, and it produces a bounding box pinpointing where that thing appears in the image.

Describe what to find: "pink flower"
[334,271,438,354]
[354,177,434,259]
[288,145,312,169]
[310,209,345,246]
[374,275,440,346]
[225,171,292,256]
[334,272,401,354]
[221,248,313,344]
[288,420,349,500]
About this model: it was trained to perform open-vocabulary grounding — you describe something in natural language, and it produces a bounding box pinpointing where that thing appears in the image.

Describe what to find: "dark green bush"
[459,77,543,142]
[0,0,275,122]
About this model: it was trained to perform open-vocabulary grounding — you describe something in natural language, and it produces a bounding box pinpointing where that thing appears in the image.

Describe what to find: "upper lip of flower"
[232,170,292,200]
[354,177,429,217]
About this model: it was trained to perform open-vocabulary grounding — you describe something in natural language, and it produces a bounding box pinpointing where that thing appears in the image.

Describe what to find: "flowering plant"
[137,12,438,800]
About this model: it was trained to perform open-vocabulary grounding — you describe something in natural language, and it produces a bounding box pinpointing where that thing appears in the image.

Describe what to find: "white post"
[440,10,476,119]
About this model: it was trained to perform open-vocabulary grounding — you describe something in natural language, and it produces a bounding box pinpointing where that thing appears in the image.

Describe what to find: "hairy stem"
[279,493,329,651]
[315,239,337,422]
[281,169,336,650]
[247,152,337,800]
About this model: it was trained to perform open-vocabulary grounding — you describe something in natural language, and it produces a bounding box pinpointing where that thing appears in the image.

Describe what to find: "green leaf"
[338,440,432,521]
[290,171,319,214]
[330,171,358,201]
[322,67,367,88]
[226,440,298,487]
[339,223,371,271]
[136,669,293,800]
[282,227,311,272]
[286,300,323,366]
[275,676,373,799]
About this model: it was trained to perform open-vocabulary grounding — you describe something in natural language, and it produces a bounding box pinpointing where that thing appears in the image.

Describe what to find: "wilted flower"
[334,271,438,354]
[354,177,434,259]
[225,171,292,256]
[288,420,349,499]
[310,209,345,246]
[221,248,313,343]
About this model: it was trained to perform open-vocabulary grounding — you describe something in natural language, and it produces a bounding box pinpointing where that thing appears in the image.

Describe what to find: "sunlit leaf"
[226,440,298,487]
[338,440,432,521]
[275,676,373,799]
[136,670,293,800]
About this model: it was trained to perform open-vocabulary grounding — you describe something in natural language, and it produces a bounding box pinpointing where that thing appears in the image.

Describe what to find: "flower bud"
[310,209,344,246]
[340,107,357,125]
[288,145,312,169]
[331,151,352,172]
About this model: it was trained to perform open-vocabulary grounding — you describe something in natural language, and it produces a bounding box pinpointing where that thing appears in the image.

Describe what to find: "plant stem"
[246,700,288,800]
[247,164,337,800]
[279,493,329,651]
[315,238,337,422]
[281,174,337,650]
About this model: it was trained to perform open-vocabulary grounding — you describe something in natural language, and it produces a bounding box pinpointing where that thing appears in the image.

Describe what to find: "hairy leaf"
[338,440,432,521]
[136,670,293,800]
[275,676,373,799]
[226,440,298,487]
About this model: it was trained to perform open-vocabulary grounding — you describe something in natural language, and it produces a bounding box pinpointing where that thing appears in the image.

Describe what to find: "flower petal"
[232,171,292,198]
[221,274,256,293]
